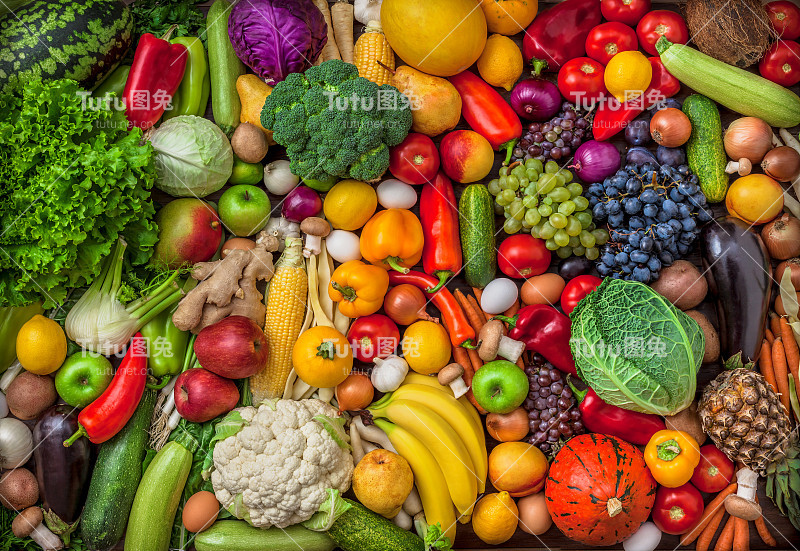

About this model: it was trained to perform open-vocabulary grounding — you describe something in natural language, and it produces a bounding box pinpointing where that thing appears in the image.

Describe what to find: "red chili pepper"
[759,41,800,87]
[569,381,666,445]
[522,0,602,73]
[124,28,188,129]
[448,71,522,164]
[63,334,148,447]
[388,271,475,348]
[496,304,576,375]
[420,172,462,293]
[592,57,680,141]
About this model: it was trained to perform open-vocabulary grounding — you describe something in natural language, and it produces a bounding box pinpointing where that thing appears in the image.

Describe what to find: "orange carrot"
[765,328,775,345]
[682,483,738,545]
[467,294,488,324]
[714,515,735,551]
[466,347,483,375]
[733,516,749,551]
[754,496,778,547]
[503,299,520,319]
[760,340,779,393]
[780,317,800,396]
[696,508,726,551]
[516,356,525,369]
[455,289,484,334]
[772,338,793,417]
[771,313,781,342]
[472,287,483,303]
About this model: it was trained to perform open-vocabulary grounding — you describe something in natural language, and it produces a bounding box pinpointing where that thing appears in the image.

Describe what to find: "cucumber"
[327,499,425,551]
[207,0,246,136]
[682,94,729,203]
[124,440,192,551]
[459,184,496,289]
[82,391,156,551]
[657,37,800,127]
[195,521,336,551]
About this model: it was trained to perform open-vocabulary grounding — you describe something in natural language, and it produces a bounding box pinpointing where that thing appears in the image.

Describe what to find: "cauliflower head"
[211,399,353,528]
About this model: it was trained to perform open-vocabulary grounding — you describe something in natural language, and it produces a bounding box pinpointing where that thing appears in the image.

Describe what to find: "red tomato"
[347,314,400,363]
[586,22,639,65]
[636,10,689,56]
[601,0,652,26]
[497,235,551,279]
[690,445,736,493]
[766,1,800,40]
[388,133,440,185]
[557,57,607,107]
[759,41,800,86]
[560,275,602,315]
[652,483,704,535]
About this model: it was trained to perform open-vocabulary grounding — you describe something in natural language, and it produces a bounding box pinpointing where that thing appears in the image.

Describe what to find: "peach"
[439,130,494,183]
[488,441,549,497]
[726,174,784,225]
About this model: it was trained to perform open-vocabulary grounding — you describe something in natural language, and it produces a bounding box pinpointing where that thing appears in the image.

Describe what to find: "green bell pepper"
[140,306,190,378]
[93,65,131,101]
[0,303,44,373]
[165,36,210,119]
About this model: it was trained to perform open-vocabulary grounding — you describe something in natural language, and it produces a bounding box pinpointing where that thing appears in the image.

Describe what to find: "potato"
[665,402,706,446]
[685,310,720,364]
[650,260,707,310]
[231,122,269,164]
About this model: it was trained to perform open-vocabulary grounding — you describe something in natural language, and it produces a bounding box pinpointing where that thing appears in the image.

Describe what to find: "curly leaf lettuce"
[569,278,704,415]
[0,79,157,308]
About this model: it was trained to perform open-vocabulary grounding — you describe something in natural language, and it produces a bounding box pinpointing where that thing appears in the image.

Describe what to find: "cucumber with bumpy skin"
[682,94,729,203]
[459,184,496,288]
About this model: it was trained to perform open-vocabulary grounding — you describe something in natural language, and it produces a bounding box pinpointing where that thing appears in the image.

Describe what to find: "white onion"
[263,160,299,195]
[623,522,662,551]
[0,417,33,469]
[376,179,417,209]
[481,278,519,314]
[326,230,362,263]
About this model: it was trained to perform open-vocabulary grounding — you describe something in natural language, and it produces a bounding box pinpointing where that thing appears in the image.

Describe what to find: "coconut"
[683,0,773,68]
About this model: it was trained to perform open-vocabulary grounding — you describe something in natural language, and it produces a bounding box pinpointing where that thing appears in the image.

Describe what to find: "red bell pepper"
[496,304,576,375]
[569,382,666,445]
[63,334,148,446]
[420,172,462,292]
[759,41,800,87]
[448,71,522,164]
[592,57,680,141]
[522,0,602,73]
[388,271,475,348]
[124,28,188,129]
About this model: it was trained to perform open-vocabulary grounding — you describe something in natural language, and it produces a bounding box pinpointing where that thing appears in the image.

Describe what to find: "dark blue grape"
[662,199,678,218]
[624,197,642,214]
[596,262,613,276]
[678,181,696,196]
[629,216,646,230]
[656,224,673,239]
[697,208,712,223]
[669,188,683,202]
[623,244,633,253]
[601,252,616,266]
[589,197,600,207]
[688,174,700,185]
[656,210,671,223]
[682,218,697,232]
[691,192,708,207]
[668,219,683,233]
[608,212,625,228]
[587,183,604,197]
[593,203,607,219]
[606,186,620,197]
[612,272,623,279]
[607,199,621,214]
[628,233,642,248]
[611,175,627,188]
[630,250,650,263]
[615,252,629,265]
[626,178,642,194]
[677,242,691,256]
[677,203,692,219]
[640,236,655,252]
[621,263,633,274]
[659,251,674,265]
[647,257,662,273]
[643,204,659,218]
[632,266,652,283]
[640,189,659,204]
[677,164,690,176]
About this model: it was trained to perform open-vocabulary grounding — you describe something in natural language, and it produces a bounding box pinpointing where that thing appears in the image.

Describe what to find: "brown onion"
[486,408,529,442]
[650,108,692,148]
[776,258,800,290]
[724,117,774,163]
[383,284,438,326]
[762,146,800,182]
[762,213,800,260]
[335,373,374,413]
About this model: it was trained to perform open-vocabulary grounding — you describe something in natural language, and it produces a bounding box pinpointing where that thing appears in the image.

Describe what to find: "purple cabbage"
[228,0,328,84]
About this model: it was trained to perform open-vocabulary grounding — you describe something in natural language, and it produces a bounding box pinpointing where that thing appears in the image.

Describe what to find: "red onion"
[509,78,562,121]
[282,185,322,222]
[571,140,621,183]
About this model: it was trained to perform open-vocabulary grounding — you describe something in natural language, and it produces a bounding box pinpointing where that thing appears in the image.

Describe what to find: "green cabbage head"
[569,278,704,415]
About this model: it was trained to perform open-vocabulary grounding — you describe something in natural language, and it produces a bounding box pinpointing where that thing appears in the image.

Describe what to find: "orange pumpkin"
[545,434,657,546]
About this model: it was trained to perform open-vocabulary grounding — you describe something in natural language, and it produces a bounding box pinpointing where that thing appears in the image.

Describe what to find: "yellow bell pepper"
[291,326,353,389]
[360,209,424,273]
[328,260,390,318]
[644,430,701,488]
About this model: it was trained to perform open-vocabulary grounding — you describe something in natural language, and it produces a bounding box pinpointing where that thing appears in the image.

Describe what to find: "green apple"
[471,360,529,414]
[55,352,114,407]
[218,185,272,237]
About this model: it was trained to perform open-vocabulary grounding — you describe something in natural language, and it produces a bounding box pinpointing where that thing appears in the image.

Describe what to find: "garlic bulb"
[354,0,382,25]
[371,355,408,392]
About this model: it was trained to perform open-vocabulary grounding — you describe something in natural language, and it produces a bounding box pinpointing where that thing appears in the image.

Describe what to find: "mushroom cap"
[12,507,42,538]
[300,217,331,237]
[737,158,752,175]
[438,363,465,385]
[724,495,762,521]
[478,319,504,360]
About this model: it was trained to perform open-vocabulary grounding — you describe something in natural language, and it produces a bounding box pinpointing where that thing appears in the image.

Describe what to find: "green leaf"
[424,523,453,551]
[314,415,351,450]
[302,489,352,532]
[200,410,249,479]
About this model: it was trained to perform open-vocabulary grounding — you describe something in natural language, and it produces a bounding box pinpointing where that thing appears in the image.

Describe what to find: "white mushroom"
[437,363,469,399]
[725,468,762,521]
[478,319,526,363]
[301,217,331,258]
[725,158,752,176]
[12,507,63,551]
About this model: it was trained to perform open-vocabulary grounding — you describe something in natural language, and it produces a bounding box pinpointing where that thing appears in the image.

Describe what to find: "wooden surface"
[139,0,800,549]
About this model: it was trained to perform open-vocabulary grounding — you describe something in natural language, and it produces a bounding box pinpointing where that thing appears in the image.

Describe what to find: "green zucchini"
[207,0,246,136]
[124,440,192,551]
[657,37,800,127]
[327,499,425,551]
[459,184,496,288]
[82,391,156,551]
[195,521,336,551]
[682,94,729,203]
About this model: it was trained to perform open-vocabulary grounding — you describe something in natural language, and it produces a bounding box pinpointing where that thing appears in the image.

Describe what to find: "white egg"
[623,522,662,551]
[326,230,362,263]
[376,179,418,209]
[480,278,519,314]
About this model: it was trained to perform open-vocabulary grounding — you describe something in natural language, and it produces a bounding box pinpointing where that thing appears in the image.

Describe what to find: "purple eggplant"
[701,216,772,363]
[33,405,93,524]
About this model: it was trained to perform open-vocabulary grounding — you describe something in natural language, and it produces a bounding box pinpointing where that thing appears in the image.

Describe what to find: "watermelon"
[0,0,132,94]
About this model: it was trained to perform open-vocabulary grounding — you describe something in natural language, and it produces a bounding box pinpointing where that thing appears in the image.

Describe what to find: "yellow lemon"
[323,179,378,231]
[16,314,67,375]
[604,50,653,102]
[472,491,519,545]
[401,321,451,375]
[477,34,524,92]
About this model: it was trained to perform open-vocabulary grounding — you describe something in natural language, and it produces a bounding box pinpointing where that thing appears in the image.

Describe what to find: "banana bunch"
[369,372,488,543]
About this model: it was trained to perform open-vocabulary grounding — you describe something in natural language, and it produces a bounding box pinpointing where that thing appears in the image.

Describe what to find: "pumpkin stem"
[606,497,623,518]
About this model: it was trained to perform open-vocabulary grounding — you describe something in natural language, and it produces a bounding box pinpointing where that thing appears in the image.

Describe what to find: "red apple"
[152,198,223,269]
[174,368,239,423]
[194,316,269,379]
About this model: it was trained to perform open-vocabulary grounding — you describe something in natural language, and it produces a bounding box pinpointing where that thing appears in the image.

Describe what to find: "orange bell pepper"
[359,209,424,273]
[644,430,701,488]
[328,260,390,318]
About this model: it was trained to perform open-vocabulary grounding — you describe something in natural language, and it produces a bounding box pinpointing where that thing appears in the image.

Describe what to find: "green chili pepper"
[165,36,210,119]
[93,65,131,101]
[140,306,190,378]
[0,303,44,373]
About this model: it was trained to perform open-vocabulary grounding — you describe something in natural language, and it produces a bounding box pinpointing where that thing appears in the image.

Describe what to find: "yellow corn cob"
[354,20,394,86]
[250,237,308,402]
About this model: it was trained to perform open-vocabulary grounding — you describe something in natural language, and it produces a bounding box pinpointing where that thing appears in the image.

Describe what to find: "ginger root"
[172,232,280,333]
